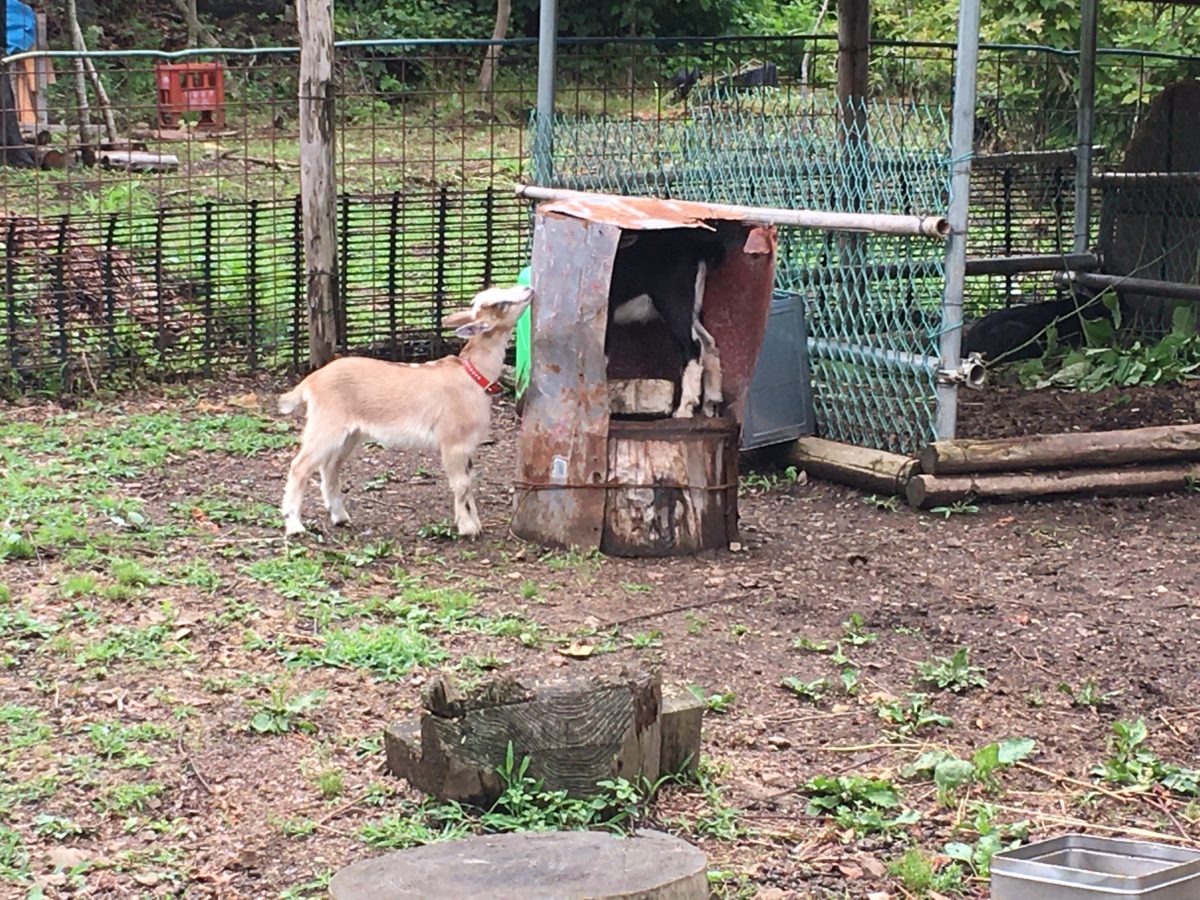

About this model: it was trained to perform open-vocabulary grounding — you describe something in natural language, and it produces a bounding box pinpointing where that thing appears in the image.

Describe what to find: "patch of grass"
[518,580,540,601]
[95,781,167,816]
[0,704,53,751]
[876,693,952,739]
[316,769,345,800]
[944,802,1030,879]
[1058,677,1119,709]
[780,676,827,704]
[284,624,447,681]
[905,738,1036,805]
[248,687,327,736]
[888,847,964,896]
[61,573,100,598]
[244,550,329,600]
[840,612,877,646]
[540,547,604,573]
[802,775,920,835]
[74,615,194,670]
[738,465,802,494]
[0,825,29,880]
[1093,719,1200,796]
[87,720,173,768]
[33,814,88,839]
[686,685,736,714]
[628,630,663,650]
[864,493,901,512]
[916,647,988,693]
[417,520,458,540]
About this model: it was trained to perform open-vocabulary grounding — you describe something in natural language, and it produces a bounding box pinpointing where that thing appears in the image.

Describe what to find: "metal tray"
[991,834,1200,899]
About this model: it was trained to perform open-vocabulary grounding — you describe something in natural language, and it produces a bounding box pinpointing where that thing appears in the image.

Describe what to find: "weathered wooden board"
[512,214,619,550]
[329,829,709,900]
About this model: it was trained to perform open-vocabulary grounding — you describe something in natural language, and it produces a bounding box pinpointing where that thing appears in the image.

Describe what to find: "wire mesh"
[546,89,950,453]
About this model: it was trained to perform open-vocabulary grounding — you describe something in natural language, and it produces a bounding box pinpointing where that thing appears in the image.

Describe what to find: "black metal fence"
[2,34,1197,393]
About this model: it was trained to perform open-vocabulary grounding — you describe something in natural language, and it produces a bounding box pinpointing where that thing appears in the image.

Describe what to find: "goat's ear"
[443,308,475,328]
[454,321,493,338]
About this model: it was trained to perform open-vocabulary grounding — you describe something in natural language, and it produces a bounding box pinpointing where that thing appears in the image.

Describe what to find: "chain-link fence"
[3,34,1199,442]
[548,90,950,452]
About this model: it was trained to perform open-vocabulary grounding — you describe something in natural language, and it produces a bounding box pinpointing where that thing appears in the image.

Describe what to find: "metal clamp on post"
[937,352,987,389]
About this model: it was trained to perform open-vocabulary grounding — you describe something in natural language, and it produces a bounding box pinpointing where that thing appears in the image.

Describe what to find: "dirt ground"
[2,377,1200,899]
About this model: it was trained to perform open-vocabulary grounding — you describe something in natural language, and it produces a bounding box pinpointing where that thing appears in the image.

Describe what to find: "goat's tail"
[278,382,308,416]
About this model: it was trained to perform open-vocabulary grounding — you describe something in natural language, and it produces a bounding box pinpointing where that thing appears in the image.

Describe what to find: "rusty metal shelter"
[510,193,778,557]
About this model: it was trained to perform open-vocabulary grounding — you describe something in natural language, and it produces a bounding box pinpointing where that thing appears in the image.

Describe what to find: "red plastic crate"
[156,62,226,129]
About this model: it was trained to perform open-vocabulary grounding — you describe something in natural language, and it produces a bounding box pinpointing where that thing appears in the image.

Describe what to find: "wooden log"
[298,0,338,368]
[783,436,917,496]
[97,150,179,172]
[385,669,663,805]
[601,418,739,557]
[329,829,709,900]
[906,463,1200,509]
[608,378,675,417]
[920,424,1200,475]
[660,685,704,776]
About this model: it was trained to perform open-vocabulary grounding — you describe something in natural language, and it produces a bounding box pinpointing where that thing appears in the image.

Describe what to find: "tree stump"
[385,669,679,806]
[329,829,708,900]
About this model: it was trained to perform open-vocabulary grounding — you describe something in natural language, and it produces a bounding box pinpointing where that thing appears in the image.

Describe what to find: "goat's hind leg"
[441,444,482,538]
[695,321,724,417]
[320,430,360,527]
[282,448,317,536]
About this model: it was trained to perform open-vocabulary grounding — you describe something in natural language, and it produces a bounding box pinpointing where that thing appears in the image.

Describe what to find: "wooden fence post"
[298,0,337,369]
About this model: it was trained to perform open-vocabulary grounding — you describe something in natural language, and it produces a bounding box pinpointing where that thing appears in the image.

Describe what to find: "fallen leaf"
[47,847,93,870]
[994,515,1016,527]
[837,863,863,880]
[228,392,262,411]
[195,399,222,413]
[859,855,888,878]
[556,642,594,659]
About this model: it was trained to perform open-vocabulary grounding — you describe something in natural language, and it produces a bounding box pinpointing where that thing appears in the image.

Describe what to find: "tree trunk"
[476,0,511,93]
[171,0,220,48]
[298,0,339,369]
[64,0,118,143]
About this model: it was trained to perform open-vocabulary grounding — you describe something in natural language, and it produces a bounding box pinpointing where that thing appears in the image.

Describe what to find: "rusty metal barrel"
[510,192,778,558]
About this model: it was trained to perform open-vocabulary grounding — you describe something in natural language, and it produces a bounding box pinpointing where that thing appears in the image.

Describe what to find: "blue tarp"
[7,0,36,56]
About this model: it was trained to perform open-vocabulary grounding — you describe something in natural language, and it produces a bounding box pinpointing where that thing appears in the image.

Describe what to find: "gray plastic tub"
[991,835,1200,899]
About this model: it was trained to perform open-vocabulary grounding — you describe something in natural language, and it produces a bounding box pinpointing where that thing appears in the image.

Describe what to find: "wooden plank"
[297,0,338,368]
[783,436,917,495]
[907,463,1200,509]
[920,424,1200,475]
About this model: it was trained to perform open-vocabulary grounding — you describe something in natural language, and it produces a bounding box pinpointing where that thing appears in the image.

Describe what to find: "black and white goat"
[606,226,735,418]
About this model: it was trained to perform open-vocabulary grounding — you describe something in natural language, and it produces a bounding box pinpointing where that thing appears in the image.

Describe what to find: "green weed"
[917,647,988,693]
[248,688,326,735]
[802,774,920,835]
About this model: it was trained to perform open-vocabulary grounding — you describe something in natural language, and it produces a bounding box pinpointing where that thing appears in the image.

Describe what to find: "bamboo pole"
[920,424,1200,475]
[514,186,950,239]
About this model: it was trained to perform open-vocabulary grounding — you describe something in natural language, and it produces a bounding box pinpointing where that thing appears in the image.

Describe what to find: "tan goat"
[278,284,533,537]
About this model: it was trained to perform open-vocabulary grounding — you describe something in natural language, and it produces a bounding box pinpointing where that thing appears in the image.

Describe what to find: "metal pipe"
[514,185,951,238]
[1074,0,1098,254]
[1057,270,1200,304]
[936,0,982,440]
[810,337,986,387]
[533,0,558,186]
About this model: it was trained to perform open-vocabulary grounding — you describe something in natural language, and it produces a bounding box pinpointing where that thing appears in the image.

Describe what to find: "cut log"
[920,424,1200,475]
[906,463,1200,509]
[385,669,663,805]
[609,378,676,417]
[783,435,917,495]
[601,418,739,557]
[660,685,704,776]
[97,150,180,172]
[329,829,708,900]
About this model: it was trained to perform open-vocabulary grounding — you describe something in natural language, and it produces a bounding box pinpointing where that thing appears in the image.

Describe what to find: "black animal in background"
[667,67,703,103]
[666,62,779,104]
[963,290,1117,363]
[607,225,741,418]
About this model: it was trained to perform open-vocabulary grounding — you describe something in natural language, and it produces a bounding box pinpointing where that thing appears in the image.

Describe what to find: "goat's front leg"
[674,358,704,418]
[694,322,724,417]
[441,445,482,538]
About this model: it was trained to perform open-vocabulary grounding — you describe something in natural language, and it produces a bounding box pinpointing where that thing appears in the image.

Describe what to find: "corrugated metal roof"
[538,193,755,231]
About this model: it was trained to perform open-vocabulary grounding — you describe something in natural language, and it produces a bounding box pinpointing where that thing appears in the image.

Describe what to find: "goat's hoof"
[456,522,482,539]
[284,521,306,537]
[329,512,351,527]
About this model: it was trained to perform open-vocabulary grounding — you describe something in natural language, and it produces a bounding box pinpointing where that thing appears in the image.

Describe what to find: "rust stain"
[539,194,758,232]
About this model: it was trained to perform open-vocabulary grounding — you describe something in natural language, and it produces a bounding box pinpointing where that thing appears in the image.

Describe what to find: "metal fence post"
[533,0,558,185]
[1074,0,1098,254]
[937,0,982,441]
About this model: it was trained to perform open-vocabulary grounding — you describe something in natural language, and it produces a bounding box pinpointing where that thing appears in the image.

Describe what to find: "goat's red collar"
[459,358,503,396]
